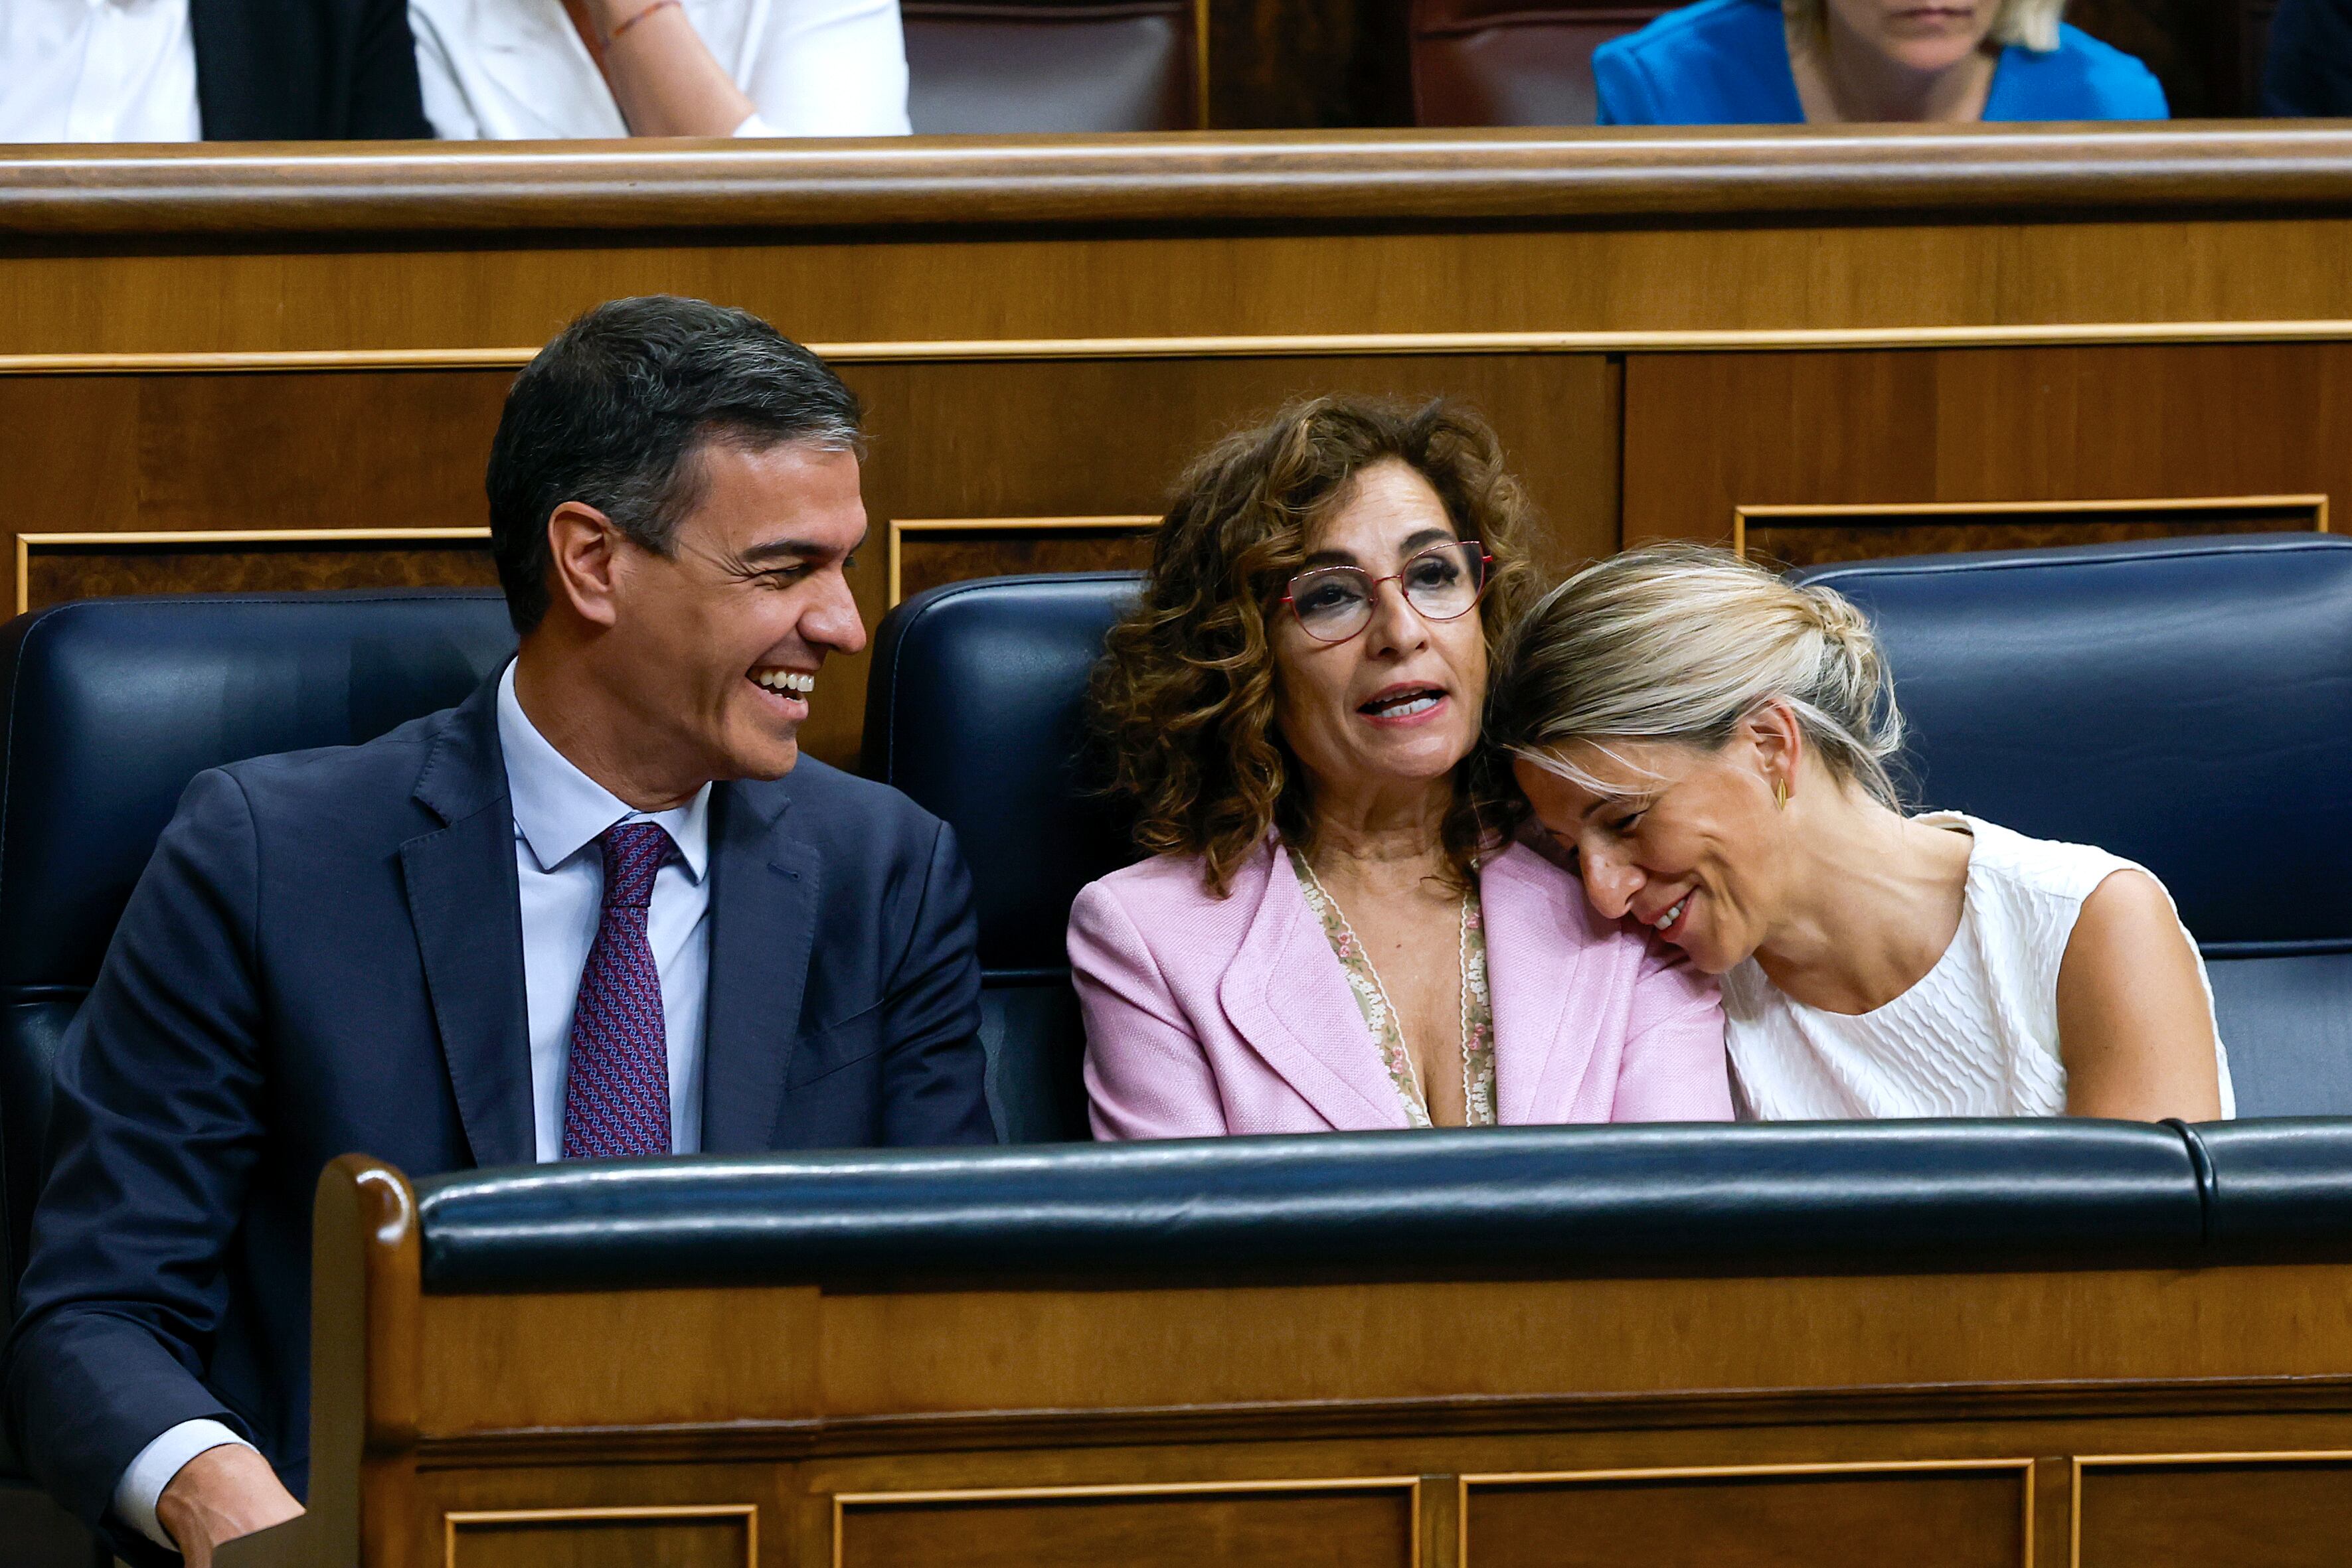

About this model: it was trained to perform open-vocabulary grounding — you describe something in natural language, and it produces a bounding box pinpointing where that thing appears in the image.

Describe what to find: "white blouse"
[1722,812,2236,1121]
[410,0,911,139]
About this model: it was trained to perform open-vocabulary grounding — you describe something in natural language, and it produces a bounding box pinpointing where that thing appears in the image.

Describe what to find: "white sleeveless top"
[1721,813,2236,1121]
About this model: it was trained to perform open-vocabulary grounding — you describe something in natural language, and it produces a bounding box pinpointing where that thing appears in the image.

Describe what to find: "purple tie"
[561,822,675,1160]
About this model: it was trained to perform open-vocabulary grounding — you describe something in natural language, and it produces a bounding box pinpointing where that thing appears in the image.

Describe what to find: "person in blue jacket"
[1595,0,2168,125]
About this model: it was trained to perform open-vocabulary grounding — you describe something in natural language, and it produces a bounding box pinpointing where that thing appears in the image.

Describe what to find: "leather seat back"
[0,591,517,1304]
[863,574,1142,1141]
[1796,535,2352,1115]
[1410,0,1669,125]
[904,1,1202,133]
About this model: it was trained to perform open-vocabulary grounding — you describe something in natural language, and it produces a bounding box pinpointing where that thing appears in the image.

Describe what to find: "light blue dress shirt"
[1594,0,2171,125]
[115,660,714,1547]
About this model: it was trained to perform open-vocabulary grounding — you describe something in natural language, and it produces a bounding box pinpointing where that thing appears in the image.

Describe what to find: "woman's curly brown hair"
[1089,394,1545,896]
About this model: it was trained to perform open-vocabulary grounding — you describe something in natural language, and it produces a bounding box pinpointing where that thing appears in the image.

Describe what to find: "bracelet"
[606,0,681,46]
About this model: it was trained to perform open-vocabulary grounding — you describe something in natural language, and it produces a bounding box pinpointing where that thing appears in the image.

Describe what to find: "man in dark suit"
[2,297,995,1566]
[2265,0,2352,116]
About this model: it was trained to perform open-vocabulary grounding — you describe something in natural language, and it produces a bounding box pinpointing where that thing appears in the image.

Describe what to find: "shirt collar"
[496,661,711,882]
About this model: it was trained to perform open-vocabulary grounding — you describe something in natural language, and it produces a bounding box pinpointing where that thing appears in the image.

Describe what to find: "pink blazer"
[1069,838,1732,1138]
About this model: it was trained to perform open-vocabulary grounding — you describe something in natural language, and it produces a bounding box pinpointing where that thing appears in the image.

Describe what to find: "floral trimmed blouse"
[1292,856,1497,1128]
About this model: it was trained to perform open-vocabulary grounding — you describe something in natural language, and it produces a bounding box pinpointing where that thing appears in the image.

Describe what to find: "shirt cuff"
[732,111,779,137]
[114,1419,256,1551]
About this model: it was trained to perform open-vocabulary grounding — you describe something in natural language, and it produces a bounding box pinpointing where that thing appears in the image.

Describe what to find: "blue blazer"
[3,676,993,1559]
[1594,0,2169,125]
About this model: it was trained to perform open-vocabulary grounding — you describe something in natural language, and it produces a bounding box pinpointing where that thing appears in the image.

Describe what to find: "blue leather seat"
[1796,535,2352,1116]
[0,591,517,1299]
[863,574,1142,1142]
[0,589,514,1563]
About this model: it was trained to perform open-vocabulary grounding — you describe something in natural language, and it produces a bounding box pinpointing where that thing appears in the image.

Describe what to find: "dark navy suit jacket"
[2,677,993,1556]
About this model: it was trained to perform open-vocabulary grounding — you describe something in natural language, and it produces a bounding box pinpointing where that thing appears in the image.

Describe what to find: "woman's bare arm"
[2055,868,2224,1121]
[570,0,758,137]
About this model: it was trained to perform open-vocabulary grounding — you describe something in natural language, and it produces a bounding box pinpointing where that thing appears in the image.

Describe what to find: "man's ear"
[545,503,624,629]
[1740,699,1806,798]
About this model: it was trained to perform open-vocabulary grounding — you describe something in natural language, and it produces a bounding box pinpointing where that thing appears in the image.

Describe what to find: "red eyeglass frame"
[1279,540,1497,645]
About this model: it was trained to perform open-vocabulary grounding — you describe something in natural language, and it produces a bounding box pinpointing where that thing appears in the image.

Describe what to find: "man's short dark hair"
[485,296,865,634]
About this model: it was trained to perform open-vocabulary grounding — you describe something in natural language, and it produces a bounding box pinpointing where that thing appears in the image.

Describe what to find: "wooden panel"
[809,1264,2352,1419]
[1734,496,2326,571]
[0,369,509,612]
[890,518,1157,606]
[17,230,2352,360]
[2076,1455,2352,1568]
[0,353,1609,768]
[837,1483,1415,1568]
[19,533,498,613]
[446,1508,753,1568]
[417,1287,819,1435]
[1623,345,2352,548]
[1464,1465,2027,1568]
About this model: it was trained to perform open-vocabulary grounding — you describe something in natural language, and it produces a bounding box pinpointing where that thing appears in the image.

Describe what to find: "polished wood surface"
[219,1158,2352,1568]
[8,131,2352,767]
[11,125,2352,234]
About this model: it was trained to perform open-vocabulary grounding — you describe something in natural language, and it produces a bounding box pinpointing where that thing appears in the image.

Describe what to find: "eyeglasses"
[1281,540,1493,645]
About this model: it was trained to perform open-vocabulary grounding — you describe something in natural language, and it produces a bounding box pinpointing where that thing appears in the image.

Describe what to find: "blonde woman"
[1487,544,2230,1123]
[1594,0,2167,125]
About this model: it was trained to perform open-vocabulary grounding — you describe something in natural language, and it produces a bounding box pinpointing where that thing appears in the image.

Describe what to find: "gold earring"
[1773,777,1788,811]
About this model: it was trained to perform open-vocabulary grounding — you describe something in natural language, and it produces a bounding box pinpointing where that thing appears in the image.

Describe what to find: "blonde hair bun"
[1488,542,1904,807]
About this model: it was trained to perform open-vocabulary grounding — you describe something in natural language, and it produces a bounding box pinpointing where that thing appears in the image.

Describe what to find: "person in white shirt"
[408,0,910,137]
[0,0,431,142]
[1487,543,2234,1124]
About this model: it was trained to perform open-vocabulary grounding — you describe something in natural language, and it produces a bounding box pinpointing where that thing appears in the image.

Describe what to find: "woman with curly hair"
[1070,396,1732,1139]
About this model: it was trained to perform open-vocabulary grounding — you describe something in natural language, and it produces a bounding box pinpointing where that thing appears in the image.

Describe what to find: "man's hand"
[155,1444,304,1568]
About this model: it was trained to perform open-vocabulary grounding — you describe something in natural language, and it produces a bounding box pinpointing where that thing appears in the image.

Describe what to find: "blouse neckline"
[1766,811,1979,1022]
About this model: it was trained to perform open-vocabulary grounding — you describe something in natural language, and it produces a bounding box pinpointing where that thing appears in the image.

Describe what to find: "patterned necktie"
[561,821,675,1159]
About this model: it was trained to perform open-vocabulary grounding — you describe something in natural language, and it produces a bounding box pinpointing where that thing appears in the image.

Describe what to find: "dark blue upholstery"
[0,591,517,1304]
[863,574,1142,1142]
[414,1120,2208,1292]
[1796,536,2352,1117]
[0,589,513,1564]
[2181,1119,2352,1255]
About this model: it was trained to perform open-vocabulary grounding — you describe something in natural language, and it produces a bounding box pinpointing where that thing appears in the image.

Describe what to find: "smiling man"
[3,297,994,1567]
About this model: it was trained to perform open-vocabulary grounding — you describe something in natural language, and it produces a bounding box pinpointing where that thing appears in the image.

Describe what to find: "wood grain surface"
[1624,344,2352,546]
[9,125,2352,235]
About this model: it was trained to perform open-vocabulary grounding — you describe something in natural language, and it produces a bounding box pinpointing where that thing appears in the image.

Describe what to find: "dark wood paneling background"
[0,354,1618,767]
[1622,344,2352,546]
[1463,1468,2028,1568]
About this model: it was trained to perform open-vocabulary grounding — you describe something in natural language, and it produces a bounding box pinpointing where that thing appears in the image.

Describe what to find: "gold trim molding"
[7,319,2352,375]
[2069,1450,2352,1568]
[886,514,1157,607]
[1463,1458,2037,1568]
[1731,494,2332,556]
[15,526,492,615]
[444,1504,756,1568]
[832,1476,1424,1568]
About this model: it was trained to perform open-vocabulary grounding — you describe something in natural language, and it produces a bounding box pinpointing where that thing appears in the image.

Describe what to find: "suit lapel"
[699,781,816,1153]
[1217,842,1412,1131]
[1483,843,1604,1124]
[399,681,535,1168]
